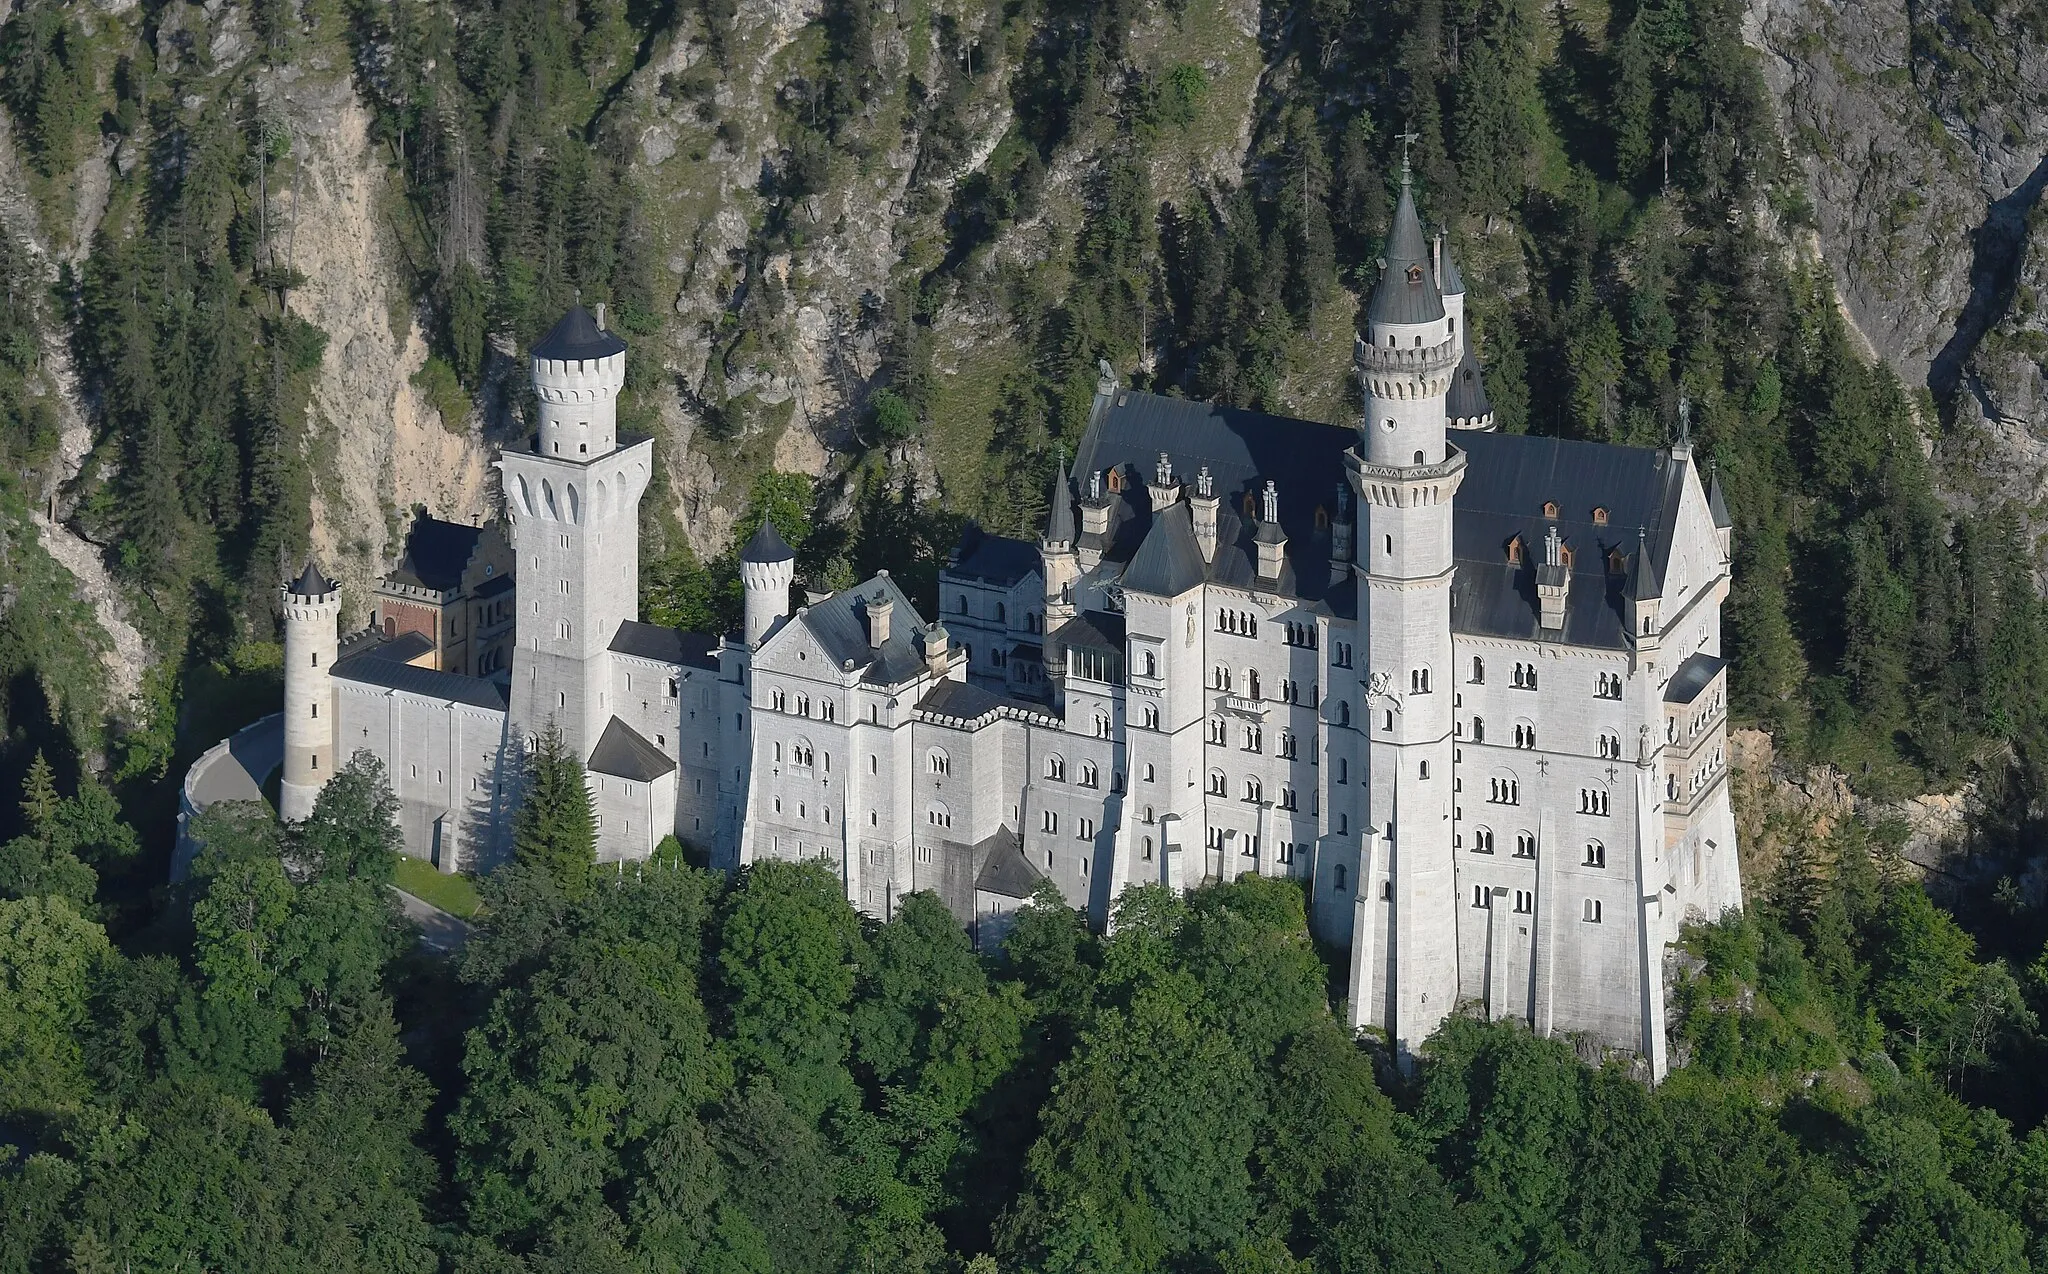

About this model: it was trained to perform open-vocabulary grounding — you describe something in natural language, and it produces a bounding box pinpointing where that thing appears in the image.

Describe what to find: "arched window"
[1337,701,1350,727]
[1080,761,1099,787]
[1514,831,1536,858]
[1212,664,1231,691]
[1093,713,1111,739]
[926,748,950,776]
[996,602,1007,623]
[1584,840,1606,868]
[795,693,810,717]
[927,801,952,828]
[1472,716,1485,743]
[1208,769,1227,795]
[1142,651,1157,677]
[1471,826,1495,853]
[1246,669,1260,699]
[1143,763,1156,782]
[1143,704,1160,729]
[1045,754,1066,781]
[792,737,815,768]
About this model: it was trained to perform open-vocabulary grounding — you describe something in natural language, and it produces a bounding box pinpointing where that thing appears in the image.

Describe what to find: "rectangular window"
[1042,810,1058,834]
[1583,898,1603,923]
[1514,890,1534,914]
[1078,817,1096,839]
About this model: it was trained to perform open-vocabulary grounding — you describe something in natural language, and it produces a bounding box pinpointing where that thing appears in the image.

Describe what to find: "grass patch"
[394,855,482,918]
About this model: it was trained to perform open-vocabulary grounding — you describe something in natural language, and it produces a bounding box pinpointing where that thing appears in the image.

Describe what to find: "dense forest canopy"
[3,0,2048,1266]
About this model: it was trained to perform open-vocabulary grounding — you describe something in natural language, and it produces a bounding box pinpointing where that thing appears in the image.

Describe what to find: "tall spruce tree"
[513,726,597,900]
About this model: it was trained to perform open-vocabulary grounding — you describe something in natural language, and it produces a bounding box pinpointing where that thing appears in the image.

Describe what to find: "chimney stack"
[866,591,893,648]
[593,301,608,331]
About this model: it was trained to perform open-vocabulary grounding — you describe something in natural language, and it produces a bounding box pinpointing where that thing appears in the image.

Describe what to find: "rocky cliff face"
[1747,0,2047,509]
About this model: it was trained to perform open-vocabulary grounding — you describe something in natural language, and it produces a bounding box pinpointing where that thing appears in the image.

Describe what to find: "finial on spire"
[1397,128,1421,185]
[1677,393,1692,447]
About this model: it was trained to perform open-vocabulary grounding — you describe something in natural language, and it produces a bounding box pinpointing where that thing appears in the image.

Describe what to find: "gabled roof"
[740,519,796,565]
[974,828,1043,900]
[1449,432,1686,649]
[331,648,508,710]
[531,305,627,361]
[789,572,932,685]
[1367,181,1446,327]
[288,561,335,597]
[1069,393,1348,603]
[387,512,485,592]
[362,631,435,664]
[914,679,1060,730]
[609,620,720,670]
[588,717,675,781]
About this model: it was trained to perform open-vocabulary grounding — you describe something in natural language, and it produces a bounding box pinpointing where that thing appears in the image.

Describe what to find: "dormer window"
[1243,493,1257,517]
[1107,466,1125,493]
[1559,543,1575,568]
[1542,500,1559,519]
[1314,505,1329,530]
[1592,506,1609,526]
[1406,263,1424,283]
[1506,537,1523,565]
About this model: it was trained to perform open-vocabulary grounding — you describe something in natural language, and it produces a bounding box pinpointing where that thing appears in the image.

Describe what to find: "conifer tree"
[513,725,597,900]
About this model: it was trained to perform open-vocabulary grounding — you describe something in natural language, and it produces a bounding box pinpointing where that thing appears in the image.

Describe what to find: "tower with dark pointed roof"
[740,519,797,648]
[530,304,628,461]
[1041,457,1080,641]
[280,561,342,821]
[1344,159,1465,1054]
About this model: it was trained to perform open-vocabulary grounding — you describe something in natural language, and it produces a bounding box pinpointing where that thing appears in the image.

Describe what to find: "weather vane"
[1397,128,1421,183]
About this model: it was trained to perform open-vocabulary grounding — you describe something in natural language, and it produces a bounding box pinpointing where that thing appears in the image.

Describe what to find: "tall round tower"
[280,562,342,822]
[739,519,796,648]
[530,304,627,461]
[1344,164,1466,1058]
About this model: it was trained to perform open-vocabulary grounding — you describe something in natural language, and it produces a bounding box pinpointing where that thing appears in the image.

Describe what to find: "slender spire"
[1436,229,1465,296]
[1707,463,1732,529]
[287,560,335,597]
[1045,453,1076,546]
[1631,527,1662,601]
[740,518,795,565]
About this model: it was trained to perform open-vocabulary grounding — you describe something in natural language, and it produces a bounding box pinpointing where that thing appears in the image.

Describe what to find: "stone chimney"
[1146,451,1180,512]
[1253,480,1287,582]
[1536,524,1569,631]
[1190,466,1220,563]
[866,590,894,648]
[921,621,951,675]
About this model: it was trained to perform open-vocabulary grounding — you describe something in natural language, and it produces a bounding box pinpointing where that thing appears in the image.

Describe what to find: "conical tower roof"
[740,519,796,565]
[1707,466,1731,529]
[1045,456,1076,545]
[1630,528,1662,602]
[1367,178,1446,327]
[1437,232,1466,295]
[287,560,336,597]
[532,304,627,361]
[1446,331,1493,425]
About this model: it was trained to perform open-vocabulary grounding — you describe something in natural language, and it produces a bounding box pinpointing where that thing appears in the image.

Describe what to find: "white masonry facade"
[269,181,1739,1073]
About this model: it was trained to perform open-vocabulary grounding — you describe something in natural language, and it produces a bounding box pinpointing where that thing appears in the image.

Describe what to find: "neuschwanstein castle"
[266,176,1740,1073]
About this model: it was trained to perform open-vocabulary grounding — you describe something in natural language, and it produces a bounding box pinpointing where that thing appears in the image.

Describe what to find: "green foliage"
[512,725,598,900]
[0,894,108,1118]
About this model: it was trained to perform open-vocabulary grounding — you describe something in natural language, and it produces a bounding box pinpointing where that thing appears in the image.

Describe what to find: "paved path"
[393,887,472,951]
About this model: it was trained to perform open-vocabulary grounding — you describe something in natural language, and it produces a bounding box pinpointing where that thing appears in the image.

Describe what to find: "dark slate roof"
[796,573,932,685]
[1046,458,1077,545]
[915,679,1060,729]
[1055,610,1125,653]
[588,716,676,780]
[1446,336,1493,424]
[1665,652,1727,705]
[610,620,721,670]
[474,572,516,598]
[1070,392,1353,604]
[1448,432,1686,650]
[363,631,435,664]
[531,305,627,361]
[1123,502,1209,596]
[741,519,796,564]
[975,828,1043,899]
[288,561,335,597]
[1438,235,1466,295]
[1708,468,1731,529]
[1367,182,1445,327]
[949,528,1041,587]
[388,512,484,592]
[332,648,508,710]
